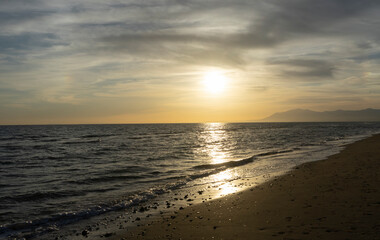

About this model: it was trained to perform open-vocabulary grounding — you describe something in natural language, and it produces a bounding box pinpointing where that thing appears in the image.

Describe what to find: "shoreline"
[113,134,380,239]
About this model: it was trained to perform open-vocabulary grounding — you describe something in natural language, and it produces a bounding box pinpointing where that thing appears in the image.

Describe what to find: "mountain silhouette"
[261,108,380,122]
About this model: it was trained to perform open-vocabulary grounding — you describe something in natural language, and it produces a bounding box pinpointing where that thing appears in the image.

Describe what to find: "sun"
[202,71,228,93]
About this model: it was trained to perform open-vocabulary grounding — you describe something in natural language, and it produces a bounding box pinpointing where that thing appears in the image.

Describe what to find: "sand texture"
[115,134,380,240]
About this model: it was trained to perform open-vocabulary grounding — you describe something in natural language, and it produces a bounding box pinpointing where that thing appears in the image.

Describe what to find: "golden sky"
[1,0,380,124]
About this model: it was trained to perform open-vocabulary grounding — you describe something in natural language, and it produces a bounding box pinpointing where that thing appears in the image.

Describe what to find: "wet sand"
[115,134,380,240]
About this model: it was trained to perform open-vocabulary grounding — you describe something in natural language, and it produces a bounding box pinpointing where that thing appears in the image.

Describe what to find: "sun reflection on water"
[211,169,241,196]
[200,123,243,197]
[202,123,229,164]
[218,182,240,196]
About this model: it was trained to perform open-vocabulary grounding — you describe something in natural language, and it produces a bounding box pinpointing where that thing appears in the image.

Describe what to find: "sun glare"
[203,71,228,93]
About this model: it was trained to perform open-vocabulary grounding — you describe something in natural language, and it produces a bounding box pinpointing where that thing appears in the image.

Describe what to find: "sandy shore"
[113,134,380,240]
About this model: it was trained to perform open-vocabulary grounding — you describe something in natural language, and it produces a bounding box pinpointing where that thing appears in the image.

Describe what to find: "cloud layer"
[0,0,380,123]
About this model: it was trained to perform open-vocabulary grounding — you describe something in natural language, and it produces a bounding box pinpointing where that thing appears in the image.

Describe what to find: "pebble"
[139,206,148,212]
[81,230,89,236]
[104,232,113,237]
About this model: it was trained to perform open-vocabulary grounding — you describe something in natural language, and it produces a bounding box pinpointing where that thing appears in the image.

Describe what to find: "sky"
[1,0,380,124]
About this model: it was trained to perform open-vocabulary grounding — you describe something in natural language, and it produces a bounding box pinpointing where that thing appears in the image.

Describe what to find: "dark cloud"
[356,41,374,49]
[0,10,54,26]
[79,21,172,32]
[102,32,212,48]
[0,33,65,52]
[94,78,138,87]
[268,59,335,79]
[96,0,380,63]
[106,2,168,9]
[235,0,380,48]
[0,55,23,65]
[352,52,380,63]
[269,0,377,25]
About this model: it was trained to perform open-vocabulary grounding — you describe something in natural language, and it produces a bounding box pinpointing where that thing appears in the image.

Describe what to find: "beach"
[115,134,380,240]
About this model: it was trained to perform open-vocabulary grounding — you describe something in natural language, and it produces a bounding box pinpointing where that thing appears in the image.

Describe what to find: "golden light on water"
[212,170,241,196]
[200,123,241,197]
[208,149,228,164]
[201,123,241,196]
[203,123,228,164]
[218,182,240,196]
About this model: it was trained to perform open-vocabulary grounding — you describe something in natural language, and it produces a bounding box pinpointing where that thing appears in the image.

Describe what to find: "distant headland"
[261,108,380,122]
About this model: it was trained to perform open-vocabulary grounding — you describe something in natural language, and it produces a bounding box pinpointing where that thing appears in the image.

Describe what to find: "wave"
[31,155,63,161]
[146,155,181,161]
[32,144,52,150]
[68,174,145,185]
[80,134,118,139]
[0,145,340,239]
[191,149,295,171]
[0,190,85,203]
[40,138,59,142]
[0,137,18,141]
[192,157,255,170]
[256,149,294,157]
[0,184,179,238]
[149,170,162,175]
[62,139,103,145]
[0,160,14,165]
[1,165,240,237]
[1,145,27,151]
[103,165,149,175]
[0,186,120,204]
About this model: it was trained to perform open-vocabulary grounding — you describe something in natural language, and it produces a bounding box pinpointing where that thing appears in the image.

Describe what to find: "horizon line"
[2,120,380,126]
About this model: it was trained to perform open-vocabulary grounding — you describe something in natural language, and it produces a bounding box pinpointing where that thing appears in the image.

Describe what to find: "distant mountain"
[261,108,380,122]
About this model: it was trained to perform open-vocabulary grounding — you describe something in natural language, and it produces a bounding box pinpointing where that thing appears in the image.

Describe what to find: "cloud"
[259,0,378,33]
[267,59,335,79]
[93,78,138,87]
[356,41,374,50]
[352,52,380,63]
[0,10,53,27]
[231,0,380,49]
[91,0,380,70]
[0,33,64,52]
[0,0,380,123]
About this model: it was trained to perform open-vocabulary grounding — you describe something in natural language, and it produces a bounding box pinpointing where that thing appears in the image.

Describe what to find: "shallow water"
[1,122,379,239]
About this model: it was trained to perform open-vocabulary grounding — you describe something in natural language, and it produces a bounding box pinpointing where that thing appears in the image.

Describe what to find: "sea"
[1,122,379,239]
